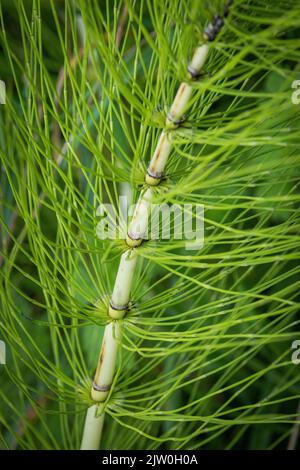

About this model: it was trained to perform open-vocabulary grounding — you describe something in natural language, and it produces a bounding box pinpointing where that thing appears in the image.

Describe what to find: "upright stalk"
[80,405,105,450]
[80,2,232,449]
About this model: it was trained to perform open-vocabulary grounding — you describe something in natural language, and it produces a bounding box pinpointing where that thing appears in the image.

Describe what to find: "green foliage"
[0,0,300,450]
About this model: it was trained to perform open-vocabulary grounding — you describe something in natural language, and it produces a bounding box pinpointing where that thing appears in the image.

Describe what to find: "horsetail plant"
[1,0,300,452]
[81,1,233,450]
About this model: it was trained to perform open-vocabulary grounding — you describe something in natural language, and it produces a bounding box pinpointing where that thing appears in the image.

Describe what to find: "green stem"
[80,2,232,446]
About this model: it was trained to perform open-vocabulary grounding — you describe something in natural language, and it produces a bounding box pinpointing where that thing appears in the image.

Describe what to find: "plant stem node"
[145,172,161,186]
[108,302,127,319]
[91,382,111,402]
[126,233,143,247]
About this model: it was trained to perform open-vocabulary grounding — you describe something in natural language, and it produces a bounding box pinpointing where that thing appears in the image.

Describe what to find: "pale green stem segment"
[109,250,138,319]
[81,41,210,451]
[126,188,153,247]
[91,321,121,401]
[146,43,209,185]
[80,405,105,450]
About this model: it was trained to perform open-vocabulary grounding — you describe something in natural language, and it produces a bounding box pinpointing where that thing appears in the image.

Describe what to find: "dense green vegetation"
[0,0,300,450]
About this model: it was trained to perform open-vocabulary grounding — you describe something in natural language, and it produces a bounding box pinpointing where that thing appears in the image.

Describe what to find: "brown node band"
[166,112,186,126]
[187,64,202,80]
[126,232,143,247]
[145,167,162,186]
[92,382,111,392]
[109,300,128,312]
[147,167,162,180]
